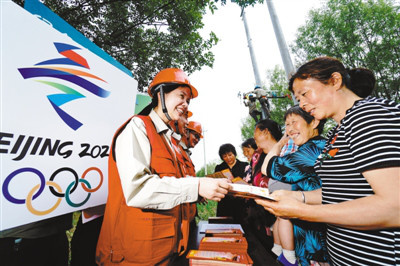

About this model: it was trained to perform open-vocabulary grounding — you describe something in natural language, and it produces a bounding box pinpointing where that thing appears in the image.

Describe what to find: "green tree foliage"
[292,0,400,102]
[196,200,217,223]
[195,161,219,222]
[218,0,263,7]
[321,118,337,137]
[266,66,294,126]
[13,0,219,92]
[196,162,218,177]
[241,116,257,141]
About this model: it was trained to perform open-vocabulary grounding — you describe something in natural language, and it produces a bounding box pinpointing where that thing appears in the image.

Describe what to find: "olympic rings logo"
[2,167,103,216]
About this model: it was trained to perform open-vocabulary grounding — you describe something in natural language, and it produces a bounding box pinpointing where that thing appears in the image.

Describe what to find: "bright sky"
[188,0,323,172]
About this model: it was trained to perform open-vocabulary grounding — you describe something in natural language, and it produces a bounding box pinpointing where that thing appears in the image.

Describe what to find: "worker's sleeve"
[115,117,199,210]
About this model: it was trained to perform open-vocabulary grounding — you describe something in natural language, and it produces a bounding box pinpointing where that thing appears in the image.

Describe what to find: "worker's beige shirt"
[115,110,199,210]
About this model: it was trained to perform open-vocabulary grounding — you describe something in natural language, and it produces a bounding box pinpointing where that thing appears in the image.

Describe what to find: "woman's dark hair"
[255,119,283,141]
[288,56,375,98]
[241,138,257,150]
[139,84,188,115]
[218,143,237,160]
[284,106,326,135]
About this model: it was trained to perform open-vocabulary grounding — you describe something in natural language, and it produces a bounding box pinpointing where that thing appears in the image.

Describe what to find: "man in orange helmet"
[169,110,194,176]
[169,110,191,148]
[168,113,201,258]
[187,121,203,149]
[170,119,203,175]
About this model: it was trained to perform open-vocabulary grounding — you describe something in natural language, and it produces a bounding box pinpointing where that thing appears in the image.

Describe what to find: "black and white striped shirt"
[315,97,400,265]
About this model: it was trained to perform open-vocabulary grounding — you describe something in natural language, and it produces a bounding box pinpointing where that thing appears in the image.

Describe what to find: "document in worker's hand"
[228,184,276,201]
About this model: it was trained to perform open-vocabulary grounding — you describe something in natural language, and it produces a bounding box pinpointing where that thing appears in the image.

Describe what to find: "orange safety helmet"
[148,68,198,98]
[187,121,203,138]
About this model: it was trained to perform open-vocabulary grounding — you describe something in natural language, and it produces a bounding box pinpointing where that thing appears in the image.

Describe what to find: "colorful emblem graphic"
[18,42,110,130]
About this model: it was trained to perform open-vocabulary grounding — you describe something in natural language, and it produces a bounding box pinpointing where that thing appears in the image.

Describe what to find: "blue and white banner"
[0,1,136,230]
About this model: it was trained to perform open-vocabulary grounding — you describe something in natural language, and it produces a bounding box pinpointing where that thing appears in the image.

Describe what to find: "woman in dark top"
[214,143,248,221]
[215,143,248,177]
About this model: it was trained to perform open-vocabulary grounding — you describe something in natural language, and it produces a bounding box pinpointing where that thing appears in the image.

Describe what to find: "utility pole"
[265,0,295,78]
[265,0,298,104]
[241,8,262,87]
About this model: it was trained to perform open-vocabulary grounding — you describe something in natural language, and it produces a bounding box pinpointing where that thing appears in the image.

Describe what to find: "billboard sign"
[0,1,136,230]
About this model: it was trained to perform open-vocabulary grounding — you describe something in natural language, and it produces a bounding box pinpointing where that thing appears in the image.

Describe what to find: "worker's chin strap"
[155,84,172,121]
[174,121,180,135]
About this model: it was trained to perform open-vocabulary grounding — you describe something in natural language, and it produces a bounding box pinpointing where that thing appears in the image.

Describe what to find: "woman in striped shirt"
[255,57,399,265]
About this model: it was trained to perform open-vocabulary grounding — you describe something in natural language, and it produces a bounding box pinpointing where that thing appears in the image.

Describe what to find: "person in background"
[169,110,190,145]
[241,138,258,184]
[96,68,231,265]
[243,120,286,263]
[251,119,291,251]
[256,56,400,265]
[214,143,248,222]
[252,119,290,190]
[214,143,248,181]
[169,115,203,256]
[187,121,203,150]
[261,106,328,266]
[241,138,257,162]
[169,111,194,176]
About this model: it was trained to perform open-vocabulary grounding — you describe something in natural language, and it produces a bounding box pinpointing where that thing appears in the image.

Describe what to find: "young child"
[269,138,297,264]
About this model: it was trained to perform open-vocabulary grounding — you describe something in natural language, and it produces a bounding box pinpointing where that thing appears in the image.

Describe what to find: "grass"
[66,211,81,265]
[66,212,81,241]
[196,200,217,224]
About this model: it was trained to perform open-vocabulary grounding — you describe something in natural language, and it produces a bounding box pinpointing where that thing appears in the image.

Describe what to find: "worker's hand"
[198,178,231,201]
[198,197,208,205]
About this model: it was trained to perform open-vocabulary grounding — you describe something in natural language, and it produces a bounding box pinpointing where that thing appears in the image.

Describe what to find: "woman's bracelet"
[300,191,306,203]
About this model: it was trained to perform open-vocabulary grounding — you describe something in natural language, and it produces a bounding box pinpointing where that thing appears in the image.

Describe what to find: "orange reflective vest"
[96,115,195,265]
[181,147,196,177]
[175,143,197,251]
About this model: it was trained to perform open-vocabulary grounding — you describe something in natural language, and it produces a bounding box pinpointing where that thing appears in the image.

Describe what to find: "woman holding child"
[256,57,400,265]
[261,106,329,266]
